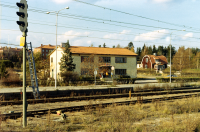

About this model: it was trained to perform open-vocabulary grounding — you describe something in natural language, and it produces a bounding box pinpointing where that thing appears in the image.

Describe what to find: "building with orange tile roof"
[49,46,137,79]
[33,44,56,59]
[0,46,22,60]
[141,53,168,70]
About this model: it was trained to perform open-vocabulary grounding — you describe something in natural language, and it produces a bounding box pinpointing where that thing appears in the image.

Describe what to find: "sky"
[0,0,200,51]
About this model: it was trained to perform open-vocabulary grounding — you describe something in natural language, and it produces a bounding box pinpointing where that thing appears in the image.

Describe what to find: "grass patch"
[2,96,200,131]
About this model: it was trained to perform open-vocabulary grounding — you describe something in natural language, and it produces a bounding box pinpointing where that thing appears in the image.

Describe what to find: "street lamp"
[170,30,185,83]
[46,7,69,88]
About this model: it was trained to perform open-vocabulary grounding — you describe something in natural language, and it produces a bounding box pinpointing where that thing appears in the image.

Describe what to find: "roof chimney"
[41,44,43,47]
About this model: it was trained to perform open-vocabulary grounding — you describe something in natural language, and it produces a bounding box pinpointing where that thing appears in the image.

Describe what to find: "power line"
[72,0,200,31]
[2,0,200,32]
[2,16,200,43]
[2,3,200,34]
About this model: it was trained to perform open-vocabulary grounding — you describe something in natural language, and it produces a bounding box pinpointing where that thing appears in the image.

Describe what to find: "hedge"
[156,77,200,83]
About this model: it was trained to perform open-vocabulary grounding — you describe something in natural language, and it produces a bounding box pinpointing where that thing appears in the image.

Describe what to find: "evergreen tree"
[148,46,153,55]
[103,43,106,48]
[99,45,101,47]
[128,42,134,50]
[152,45,157,53]
[59,40,76,72]
[113,45,115,48]
[136,47,142,61]
[157,46,164,55]
[142,43,146,52]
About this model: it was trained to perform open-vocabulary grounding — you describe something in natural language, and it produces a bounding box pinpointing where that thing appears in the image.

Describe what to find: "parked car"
[166,75,177,77]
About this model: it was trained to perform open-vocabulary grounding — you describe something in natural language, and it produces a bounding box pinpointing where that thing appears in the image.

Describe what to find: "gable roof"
[35,44,56,49]
[69,46,137,56]
[148,55,168,65]
[49,46,137,56]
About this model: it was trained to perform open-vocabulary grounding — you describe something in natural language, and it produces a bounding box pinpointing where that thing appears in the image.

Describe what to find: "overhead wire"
[1,3,200,34]
[72,0,200,31]
[0,2,200,48]
[2,0,200,32]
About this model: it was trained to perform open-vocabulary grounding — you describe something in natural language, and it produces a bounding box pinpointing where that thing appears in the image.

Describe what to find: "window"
[115,69,126,75]
[81,56,94,62]
[163,65,165,69]
[155,59,159,63]
[99,57,111,63]
[42,53,44,56]
[81,68,89,75]
[146,58,148,63]
[46,50,48,52]
[52,69,54,78]
[42,49,44,52]
[51,57,53,63]
[115,57,127,63]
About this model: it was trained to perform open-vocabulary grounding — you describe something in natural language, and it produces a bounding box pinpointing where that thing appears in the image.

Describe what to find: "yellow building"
[49,46,137,79]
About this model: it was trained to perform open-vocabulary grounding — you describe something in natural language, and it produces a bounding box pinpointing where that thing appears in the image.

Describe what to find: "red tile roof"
[35,44,56,49]
[148,55,168,65]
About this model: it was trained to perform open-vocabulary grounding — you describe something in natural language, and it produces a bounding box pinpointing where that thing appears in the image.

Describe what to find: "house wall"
[50,47,137,79]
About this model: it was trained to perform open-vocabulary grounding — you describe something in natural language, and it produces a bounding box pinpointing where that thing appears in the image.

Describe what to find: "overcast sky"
[0,0,199,50]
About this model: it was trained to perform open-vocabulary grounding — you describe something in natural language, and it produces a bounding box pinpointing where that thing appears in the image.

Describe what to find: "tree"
[116,44,121,48]
[103,43,106,48]
[172,46,192,71]
[0,62,8,79]
[147,46,153,55]
[128,42,134,50]
[140,44,148,60]
[157,46,164,55]
[136,47,142,61]
[152,45,157,53]
[113,45,115,48]
[130,47,135,53]
[99,45,101,47]
[192,52,200,69]
[59,40,76,72]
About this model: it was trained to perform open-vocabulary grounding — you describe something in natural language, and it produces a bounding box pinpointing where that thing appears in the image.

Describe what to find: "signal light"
[16,0,28,32]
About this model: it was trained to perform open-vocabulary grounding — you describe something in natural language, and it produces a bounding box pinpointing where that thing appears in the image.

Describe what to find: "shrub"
[0,60,14,68]
[0,68,22,86]
[61,71,79,84]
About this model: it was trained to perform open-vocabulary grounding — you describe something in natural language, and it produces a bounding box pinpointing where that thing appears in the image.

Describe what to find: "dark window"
[81,56,94,62]
[115,69,126,75]
[81,68,89,75]
[99,57,111,63]
[115,57,127,63]
[51,57,53,63]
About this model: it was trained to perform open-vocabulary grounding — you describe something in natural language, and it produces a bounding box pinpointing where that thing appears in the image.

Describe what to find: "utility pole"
[16,0,28,128]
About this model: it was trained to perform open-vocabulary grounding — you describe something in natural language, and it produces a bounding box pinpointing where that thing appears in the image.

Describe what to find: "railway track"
[1,86,200,120]
[1,92,200,120]
[1,86,200,106]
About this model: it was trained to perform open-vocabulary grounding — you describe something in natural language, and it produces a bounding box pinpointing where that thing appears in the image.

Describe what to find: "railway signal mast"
[16,0,28,128]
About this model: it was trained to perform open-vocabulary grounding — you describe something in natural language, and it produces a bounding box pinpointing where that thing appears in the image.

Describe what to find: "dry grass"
[2,96,200,131]
[0,68,22,87]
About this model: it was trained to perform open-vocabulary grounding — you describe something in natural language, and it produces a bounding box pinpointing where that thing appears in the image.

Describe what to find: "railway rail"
[1,87,200,120]
[0,93,200,120]
[1,86,200,106]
